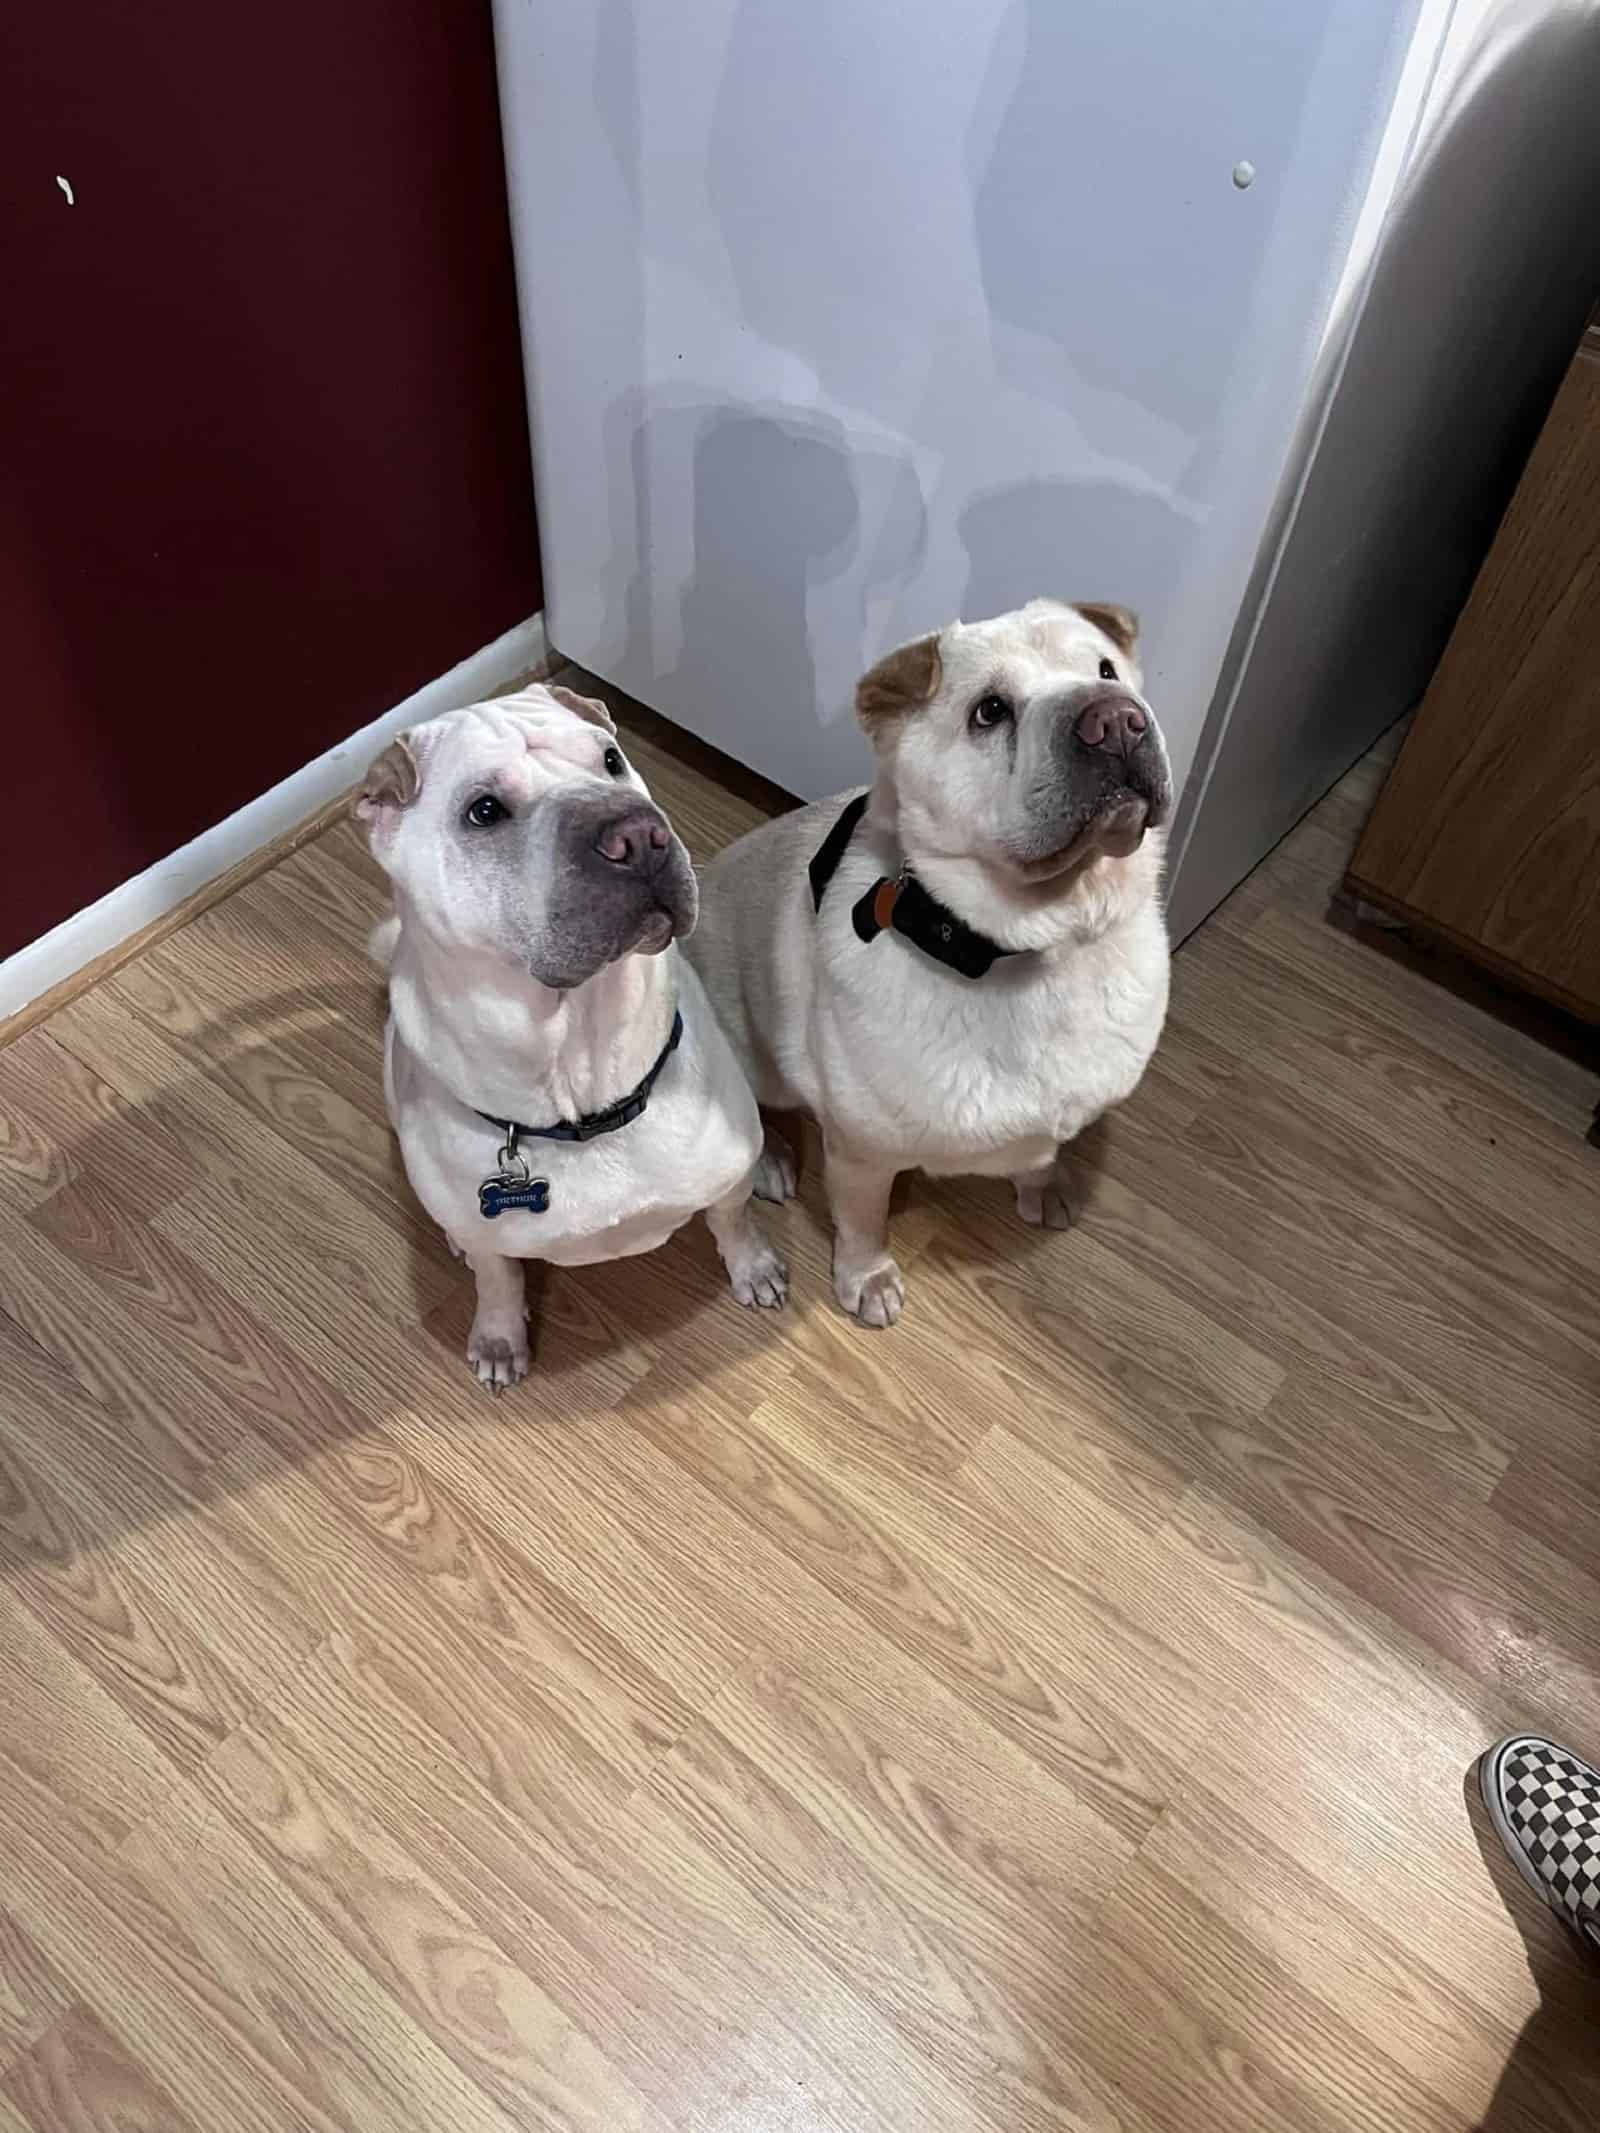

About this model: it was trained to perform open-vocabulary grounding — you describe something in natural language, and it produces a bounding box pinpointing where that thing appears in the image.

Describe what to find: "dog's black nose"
[595,808,670,873]
[1075,692,1148,759]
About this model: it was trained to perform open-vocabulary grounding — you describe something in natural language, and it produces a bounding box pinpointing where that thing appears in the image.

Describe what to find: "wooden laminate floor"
[1,681,1598,2133]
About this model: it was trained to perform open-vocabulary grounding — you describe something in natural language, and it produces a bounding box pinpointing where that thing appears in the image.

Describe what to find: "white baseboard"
[0,610,548,1027]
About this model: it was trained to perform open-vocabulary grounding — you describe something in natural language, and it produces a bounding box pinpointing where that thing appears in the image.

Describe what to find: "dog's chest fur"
[819,901,1169,1172]
[384,956,762,1267]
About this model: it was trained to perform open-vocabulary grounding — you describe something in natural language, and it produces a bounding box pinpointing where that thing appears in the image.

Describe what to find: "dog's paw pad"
[467,1332,530,1394]
[837,1261,905,1329]
[753,1132,798,1205]
[731,1246,789,1310]
[1016,1181,1074,1231]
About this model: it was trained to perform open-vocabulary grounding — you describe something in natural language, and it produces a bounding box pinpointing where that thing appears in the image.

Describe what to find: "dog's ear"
[1075,603,1139,657]
[354,734,421,823]
[545,683,617,735]
[856,632,943,738]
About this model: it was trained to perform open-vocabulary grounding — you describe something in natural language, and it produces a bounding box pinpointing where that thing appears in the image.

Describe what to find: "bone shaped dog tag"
[479,1136,550,1219]
[479,1171,550,1219]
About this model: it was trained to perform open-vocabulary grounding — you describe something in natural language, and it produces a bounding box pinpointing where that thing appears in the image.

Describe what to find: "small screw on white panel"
[1232,160,1256,190]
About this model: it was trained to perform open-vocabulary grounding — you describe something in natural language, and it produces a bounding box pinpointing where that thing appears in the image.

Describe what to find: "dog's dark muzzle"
[1007,686,1173,880]
[1063,688,1172,828]
[528,790,699,988]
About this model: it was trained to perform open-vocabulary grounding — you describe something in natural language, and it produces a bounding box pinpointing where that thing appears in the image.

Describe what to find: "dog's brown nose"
[595,808,671,872]
[1075,693,1148,758]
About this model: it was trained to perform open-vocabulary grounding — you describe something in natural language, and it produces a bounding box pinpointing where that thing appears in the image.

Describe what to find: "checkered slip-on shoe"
[1479,1734,1600,1951]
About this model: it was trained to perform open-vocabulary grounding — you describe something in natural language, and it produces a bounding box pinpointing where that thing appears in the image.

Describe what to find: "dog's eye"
[1098,656,1117,680]
[969,693,1013,732]
[603,746,626,777]
[463,794,507,829]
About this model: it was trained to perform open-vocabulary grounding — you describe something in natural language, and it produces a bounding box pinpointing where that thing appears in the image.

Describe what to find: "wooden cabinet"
[1349,318,1600,1023]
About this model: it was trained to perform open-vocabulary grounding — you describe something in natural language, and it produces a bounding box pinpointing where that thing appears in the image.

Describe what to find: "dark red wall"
[2,6,540,958]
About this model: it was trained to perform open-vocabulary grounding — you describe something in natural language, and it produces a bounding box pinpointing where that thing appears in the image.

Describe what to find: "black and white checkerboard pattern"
[1497,1740,1600,1928]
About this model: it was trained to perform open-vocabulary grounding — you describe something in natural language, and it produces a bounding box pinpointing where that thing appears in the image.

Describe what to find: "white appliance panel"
[497,0,1422,802]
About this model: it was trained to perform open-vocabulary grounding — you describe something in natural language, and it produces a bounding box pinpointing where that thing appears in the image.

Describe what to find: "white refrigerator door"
[496,0,1424,805]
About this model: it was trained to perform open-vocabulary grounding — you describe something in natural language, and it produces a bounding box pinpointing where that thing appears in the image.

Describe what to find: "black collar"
[808,793,1020,982]
[474,1009,683,1146]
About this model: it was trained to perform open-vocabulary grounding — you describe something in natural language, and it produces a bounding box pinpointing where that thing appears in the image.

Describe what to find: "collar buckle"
[807,794,1020,981]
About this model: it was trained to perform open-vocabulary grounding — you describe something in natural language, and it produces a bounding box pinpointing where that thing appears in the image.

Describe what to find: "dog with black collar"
[358,682,785,1391]
[685,599,1172,1327]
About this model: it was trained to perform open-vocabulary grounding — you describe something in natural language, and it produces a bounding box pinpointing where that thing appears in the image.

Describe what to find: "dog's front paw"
[728,1239,789,1310]
[1014,1178,1074,1230]
[834,1257,905,1329]
[466,1324,531,1394]
[753,1128,798,1205]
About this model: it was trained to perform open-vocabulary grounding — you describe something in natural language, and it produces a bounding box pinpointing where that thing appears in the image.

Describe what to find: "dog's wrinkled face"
[858,599,1173,885]
[356,684,698,990]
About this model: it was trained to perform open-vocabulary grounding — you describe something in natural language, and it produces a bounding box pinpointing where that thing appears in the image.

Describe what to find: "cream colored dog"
[359,682,784,1390]
[686,599,1172,1326]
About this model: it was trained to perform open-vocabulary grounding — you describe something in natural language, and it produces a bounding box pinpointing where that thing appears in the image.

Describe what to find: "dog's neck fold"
[864,780,1162,955]
[388,912,679,1129]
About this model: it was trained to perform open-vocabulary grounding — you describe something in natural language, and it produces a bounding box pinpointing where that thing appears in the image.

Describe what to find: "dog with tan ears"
[359,681,785,1390]
[685,599,1172,1326]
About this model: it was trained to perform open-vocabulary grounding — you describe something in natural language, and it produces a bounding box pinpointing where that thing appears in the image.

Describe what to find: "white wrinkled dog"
[359,681,785,1390]
[686,599,1172,1327]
